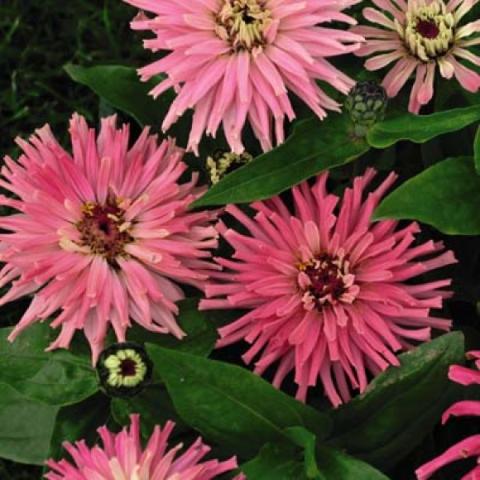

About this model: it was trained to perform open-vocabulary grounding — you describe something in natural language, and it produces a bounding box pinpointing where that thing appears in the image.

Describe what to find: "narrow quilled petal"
[1,114,219,363]
[416,352,480,479]
[200,169,456,406]
[123,0,363,153]
[45,414,245,480]
[355,0,480,113]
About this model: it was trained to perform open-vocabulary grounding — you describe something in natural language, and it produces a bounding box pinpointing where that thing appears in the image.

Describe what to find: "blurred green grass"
[0,0,145,477]
[0,0,147,157]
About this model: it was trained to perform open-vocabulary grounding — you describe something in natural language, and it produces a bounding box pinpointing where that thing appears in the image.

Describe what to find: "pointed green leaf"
[0,324,98,406]
[329,332,464,470]
[146,345,332,457]
[0,383,58,465]
[374,156,480,235]
[192,115,369,207]
[367,105,480,148]
[64,64,172,127]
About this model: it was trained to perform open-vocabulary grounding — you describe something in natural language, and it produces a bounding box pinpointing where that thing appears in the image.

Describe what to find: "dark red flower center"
[303,255,348,305]
[77,200,133,263]
[120,358,137,377]
[416,19,440,39]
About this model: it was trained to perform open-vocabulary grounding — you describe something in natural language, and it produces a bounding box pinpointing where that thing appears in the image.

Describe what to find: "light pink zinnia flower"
[416,351,480,480]
[354,0,480,113]
[46,414,245,480]
[0,114,219,362]
[123,0,363,154]
[199,169,456,406]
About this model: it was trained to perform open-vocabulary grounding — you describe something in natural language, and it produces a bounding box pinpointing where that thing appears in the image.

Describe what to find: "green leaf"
[0,323,98,406]
[329,332,465,470]
[128,299,217,357]
[242,442,307,480]
[367,104,480,148]
[48,393,110,460]
[374,156,480,235]
[146,344,332,457]
[474,126,480,174]
[64,64,172,127]
[242,429,389,480]
[192,114,369,207]
[316,445,390,480]
[0,383,58,465]
[111,384,188,437]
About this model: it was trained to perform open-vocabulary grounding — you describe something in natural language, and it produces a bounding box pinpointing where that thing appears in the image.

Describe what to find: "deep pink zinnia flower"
[199,169,456,406]
[123,0,363,154]
[416,351,480,479]
[0,114,219,362]
[46,414,245,480]
[353,0,480,113]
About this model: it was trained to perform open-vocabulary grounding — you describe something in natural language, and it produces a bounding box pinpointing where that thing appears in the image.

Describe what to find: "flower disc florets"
[97,342,153,397]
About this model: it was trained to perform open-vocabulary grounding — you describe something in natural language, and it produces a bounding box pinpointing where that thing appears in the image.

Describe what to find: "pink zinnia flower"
[199,169,456,406]
[354,0,480,113]
[46,414,245,480]
[123,0,363,154]
[416,351,480,479]
[0,114,218,362]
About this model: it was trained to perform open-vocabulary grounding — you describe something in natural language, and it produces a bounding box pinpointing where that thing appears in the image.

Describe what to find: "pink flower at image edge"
[416,351,480,480]
[124,0,364,154]
[0,114,219,362]
[354,0,480,113]
[200,169,457,406]
[46,414,245,480]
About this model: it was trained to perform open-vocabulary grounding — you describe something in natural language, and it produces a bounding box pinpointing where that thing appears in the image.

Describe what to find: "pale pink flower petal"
[45,414,245,480]
[356,0,480,113]
[123,0,363,154]
[0,114,219,362]
[200,169,456,406]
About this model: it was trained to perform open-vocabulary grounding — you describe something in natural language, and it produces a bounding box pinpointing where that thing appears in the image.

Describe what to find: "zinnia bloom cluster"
[416,351,480,479]
[0,114,218,362]
[200,169,456,406]
[124,0,363,154]
[46,414,245,479]
[354,0,480,112]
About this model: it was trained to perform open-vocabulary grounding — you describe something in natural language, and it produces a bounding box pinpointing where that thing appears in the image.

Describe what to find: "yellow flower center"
[215,0,272,51]
[398,0,455,61]
[104,349,148,388]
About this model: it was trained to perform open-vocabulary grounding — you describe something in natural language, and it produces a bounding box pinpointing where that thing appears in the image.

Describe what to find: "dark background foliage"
[0,1,479,480]
[0,1,141,477]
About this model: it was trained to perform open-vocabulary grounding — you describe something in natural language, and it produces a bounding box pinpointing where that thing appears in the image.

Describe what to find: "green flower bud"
[97,342,153,397]
[206,150,253,185]
[345,81,388,137]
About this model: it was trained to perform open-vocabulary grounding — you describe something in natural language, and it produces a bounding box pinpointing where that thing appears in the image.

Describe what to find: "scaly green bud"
[345,81,388,137]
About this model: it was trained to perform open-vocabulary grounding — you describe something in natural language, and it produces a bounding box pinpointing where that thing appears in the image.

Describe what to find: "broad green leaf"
[475,126,480,174]
[374,156,480,235]
[0,383,58,465]
[192,114,369,207]
[111,385,188,438]
[128,299,217,358]
[48,393,110,460]
[242,442,307,480]
[64,64,172,127]
[316,445,390,480]
[146,345,332,457]
[0,323,98,406]
[368,104,480,148]
[242,429,389,480]
[329,332,464,470]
